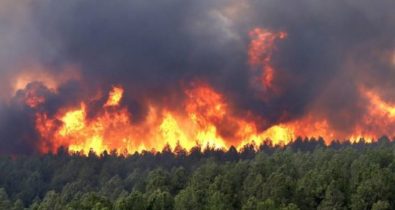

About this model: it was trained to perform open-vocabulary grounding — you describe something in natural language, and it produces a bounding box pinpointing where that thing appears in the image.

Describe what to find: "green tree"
[60,181,85,204]
[115,191,146,210]
[146,169,170,193]
[100,175,125,201]
[206,174,234,209]
[295,169,328,209]
[169,167,187,194]
[281,203,300,210]
[206,191,232,210]
[67,192,113,210]
[242,173,264,201]
[12,199,24,210]
[147,190,173,210]
[0,188,11,210]
[318,181,345,210]
[257,198,276,210]
[263,171,295,205]
[241,196,257,210]
[372,200,390,210]
[174,187,199,210]
[38,191,63,210]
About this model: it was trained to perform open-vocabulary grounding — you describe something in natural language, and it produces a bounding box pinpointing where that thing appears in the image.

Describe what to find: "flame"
[30,83,395,155]
[104,86,124,107]
[248,27,287,90]
[20,28,395,155]
[349,87,395,142]
[34,84,300,154]
[59,104,86,136]
[364,89,395,118]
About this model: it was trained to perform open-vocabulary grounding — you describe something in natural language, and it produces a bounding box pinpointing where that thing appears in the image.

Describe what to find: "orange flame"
[248,27,287,90]
[34,84,302,154]
[349,87,395,142]
[31,83,395,155]
[364,89,395,118]
[104,86,124,107]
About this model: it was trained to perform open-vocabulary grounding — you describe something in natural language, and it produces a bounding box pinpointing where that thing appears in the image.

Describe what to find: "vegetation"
[1,136,395,210]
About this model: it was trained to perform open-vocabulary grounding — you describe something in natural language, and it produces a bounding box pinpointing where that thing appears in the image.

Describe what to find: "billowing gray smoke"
[1,0,395,154]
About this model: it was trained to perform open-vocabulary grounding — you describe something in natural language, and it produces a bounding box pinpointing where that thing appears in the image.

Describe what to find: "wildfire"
[59,104,86,136]
[29,81,395,155]
[364,89,395,118]
[12,27,395,155]
[104,86,124,107]
[33,84,301,154]
[248,27,287,90]
[349,87,395,142]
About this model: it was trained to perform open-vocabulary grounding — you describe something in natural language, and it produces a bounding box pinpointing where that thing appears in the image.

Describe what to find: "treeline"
[1,136,395,210]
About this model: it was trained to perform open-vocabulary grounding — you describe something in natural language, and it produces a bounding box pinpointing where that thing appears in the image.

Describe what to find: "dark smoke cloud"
[1,0,395,154]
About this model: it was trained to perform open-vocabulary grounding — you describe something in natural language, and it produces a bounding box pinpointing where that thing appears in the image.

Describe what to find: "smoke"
[1,0,395,154]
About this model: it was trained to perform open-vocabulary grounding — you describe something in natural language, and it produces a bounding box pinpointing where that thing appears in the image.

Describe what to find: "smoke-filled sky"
[1,0,395,154]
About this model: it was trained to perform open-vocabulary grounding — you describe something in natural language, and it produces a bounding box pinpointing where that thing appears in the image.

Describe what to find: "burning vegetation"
[16,73,395,155]
[3,26,395,155]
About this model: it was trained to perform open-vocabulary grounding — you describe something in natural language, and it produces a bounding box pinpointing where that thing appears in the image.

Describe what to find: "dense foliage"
[1,137,395,210]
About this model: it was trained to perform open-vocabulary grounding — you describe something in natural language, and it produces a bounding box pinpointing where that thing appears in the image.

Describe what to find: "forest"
[1,136,395,210]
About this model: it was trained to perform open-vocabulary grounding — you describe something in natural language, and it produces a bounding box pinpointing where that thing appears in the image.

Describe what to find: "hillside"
[1,137,394,210]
